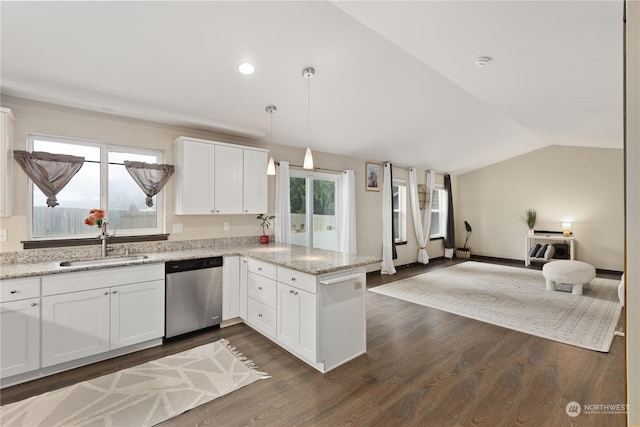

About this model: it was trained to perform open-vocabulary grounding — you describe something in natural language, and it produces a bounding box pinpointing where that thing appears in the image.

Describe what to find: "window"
[393,180,407,243]
[290,171,340,251]
[28,135,164,239]
[430,188,446,239]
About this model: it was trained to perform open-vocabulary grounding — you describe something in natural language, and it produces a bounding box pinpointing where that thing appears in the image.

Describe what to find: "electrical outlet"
[172,223,183,233]
[224,222,230,231]
[0,229,6,242]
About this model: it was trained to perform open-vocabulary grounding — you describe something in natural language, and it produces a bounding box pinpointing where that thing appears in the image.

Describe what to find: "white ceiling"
[0,1,623,174]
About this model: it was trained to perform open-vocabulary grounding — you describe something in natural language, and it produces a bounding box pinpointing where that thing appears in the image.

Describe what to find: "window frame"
[26,133,165,241]
[289,169,341,250]
[393,179,407,244]
[429,187,446,240]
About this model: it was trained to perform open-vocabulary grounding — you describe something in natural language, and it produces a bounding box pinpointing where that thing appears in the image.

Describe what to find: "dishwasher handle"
[319,273,364,285]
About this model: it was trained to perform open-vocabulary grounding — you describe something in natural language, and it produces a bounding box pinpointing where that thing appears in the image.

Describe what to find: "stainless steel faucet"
[100,219,110,257]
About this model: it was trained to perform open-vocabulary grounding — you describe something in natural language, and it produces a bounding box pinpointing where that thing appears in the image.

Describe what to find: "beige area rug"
[370,261,622,352]
[0,339,269,427]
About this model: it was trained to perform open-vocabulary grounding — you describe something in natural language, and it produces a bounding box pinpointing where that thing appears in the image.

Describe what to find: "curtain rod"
[275,161,344,174]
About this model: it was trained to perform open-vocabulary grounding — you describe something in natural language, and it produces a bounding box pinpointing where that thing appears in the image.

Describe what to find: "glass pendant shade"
[266,157,276,175]
[303,147,314,169]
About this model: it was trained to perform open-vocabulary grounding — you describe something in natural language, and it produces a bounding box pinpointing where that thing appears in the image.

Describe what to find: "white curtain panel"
[274,161,291,243]
[408,168,434,264]
[339,170,357,254]
[381,163,396,275]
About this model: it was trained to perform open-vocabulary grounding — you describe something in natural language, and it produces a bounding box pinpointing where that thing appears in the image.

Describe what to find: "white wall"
[456,145,624,271]
[0,96,442,268]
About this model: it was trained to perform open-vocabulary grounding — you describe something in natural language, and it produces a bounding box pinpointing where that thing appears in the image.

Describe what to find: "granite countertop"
[0,243,381,280]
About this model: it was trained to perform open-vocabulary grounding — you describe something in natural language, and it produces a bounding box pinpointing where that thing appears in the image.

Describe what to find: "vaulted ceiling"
[0,1,623,174]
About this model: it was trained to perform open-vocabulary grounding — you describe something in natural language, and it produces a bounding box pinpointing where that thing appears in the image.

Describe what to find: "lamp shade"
[266,157,276,175]
[303,147,314,169]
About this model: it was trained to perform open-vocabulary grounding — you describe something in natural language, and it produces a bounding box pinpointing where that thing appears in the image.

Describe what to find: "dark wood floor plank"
[0,258,626,426]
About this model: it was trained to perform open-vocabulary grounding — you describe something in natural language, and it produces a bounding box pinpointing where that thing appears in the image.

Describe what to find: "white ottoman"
[542,260,596,296]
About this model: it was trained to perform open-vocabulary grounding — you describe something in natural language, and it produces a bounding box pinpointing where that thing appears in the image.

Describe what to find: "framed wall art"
[366,162,381,191]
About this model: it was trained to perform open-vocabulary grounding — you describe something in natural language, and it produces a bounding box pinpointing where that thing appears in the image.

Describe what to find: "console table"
[525,234,575,266]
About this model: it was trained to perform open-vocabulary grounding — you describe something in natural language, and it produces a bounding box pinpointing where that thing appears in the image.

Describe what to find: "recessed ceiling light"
[475,56,491,67]
[238,63,255,75]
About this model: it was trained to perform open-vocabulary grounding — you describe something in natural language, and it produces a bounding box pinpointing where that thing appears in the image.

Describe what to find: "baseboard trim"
[366,257,447,276]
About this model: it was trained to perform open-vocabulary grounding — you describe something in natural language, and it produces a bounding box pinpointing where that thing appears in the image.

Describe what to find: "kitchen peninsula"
[0,239,380,385]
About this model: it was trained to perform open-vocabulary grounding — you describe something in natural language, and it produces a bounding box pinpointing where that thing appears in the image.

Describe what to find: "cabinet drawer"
[248,273,277,308]
[0,277,40,302]
[247,298,276,340]
[277,267,316,294]
[42,264,164,296]
[248,259,276,280]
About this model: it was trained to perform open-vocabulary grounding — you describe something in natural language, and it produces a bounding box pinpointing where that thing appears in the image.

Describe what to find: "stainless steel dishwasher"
[165,257,223,339]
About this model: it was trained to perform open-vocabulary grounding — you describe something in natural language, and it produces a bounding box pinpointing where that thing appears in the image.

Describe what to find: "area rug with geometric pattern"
[370,261,622,352]
[0,339,269,427]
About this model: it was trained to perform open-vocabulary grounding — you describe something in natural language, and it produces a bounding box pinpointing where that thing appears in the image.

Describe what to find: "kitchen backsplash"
[0,236,261,265]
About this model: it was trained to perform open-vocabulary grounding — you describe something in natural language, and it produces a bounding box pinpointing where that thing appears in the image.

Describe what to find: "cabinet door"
[214,144,243,214]
[0,298,39,378]
[243,149,268,214]
[222,256,240,320]
[110,280,164,349]
[0,108,14,217]
[42,289,110,368]
[239,257,248,321]
[277,283,317,362]
[175,140,215,214]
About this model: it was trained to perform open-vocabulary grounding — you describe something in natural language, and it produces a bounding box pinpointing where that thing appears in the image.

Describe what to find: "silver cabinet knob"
[112,290,118,294]
[291,277,296,281]
[258,313,263,317]
[104,291,109,295]
[31,302,37,307]
[258,267,263,271]
[258,286,263,290]
[10,290,17,294]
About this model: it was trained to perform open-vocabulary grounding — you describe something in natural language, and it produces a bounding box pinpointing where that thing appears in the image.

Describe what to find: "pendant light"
[302,67,315,169]
[265,105,277,175]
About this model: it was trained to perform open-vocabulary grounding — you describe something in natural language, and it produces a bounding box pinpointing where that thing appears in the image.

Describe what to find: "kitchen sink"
[59,255,148,267]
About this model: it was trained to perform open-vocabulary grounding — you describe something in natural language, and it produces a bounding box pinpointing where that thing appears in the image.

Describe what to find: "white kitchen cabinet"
[239,257,248,321]
[0,299,40,378]
[174,139,215,214]
[110,280,164,349]
[174,137,268,215]
[214,145,243,214]
[0,277,40,380]
[242,149,268,214]
[41,264,165,368]
[0,107,14,217]
[276,282,317,362]
[222,256,240,320]
[42,288,111,367]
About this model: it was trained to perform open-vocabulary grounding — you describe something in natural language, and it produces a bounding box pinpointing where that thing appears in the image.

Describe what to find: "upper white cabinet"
[0,108,14,217]
[174,137,268,215]
[243,149,268,214]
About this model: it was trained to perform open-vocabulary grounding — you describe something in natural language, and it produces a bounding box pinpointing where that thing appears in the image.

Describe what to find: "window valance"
[13,150,84,207]
[123,161,175,208]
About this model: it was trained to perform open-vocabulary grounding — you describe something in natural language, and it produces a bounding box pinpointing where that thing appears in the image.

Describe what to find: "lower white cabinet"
[276,282,317,362]
[110,280,164,349]
[1,276,41,379]
[41,264,165,369]
[222,256,240,321]
[0,297,40,378]
[239,257,248,321]
[42,288,111,367]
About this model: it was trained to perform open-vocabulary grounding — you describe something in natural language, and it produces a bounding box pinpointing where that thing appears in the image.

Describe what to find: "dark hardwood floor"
[1,258,626,426]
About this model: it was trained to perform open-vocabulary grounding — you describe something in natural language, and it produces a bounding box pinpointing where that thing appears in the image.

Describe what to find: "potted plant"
[456,220,472,259]
[522,209,537,235]
[257,213,275,244]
